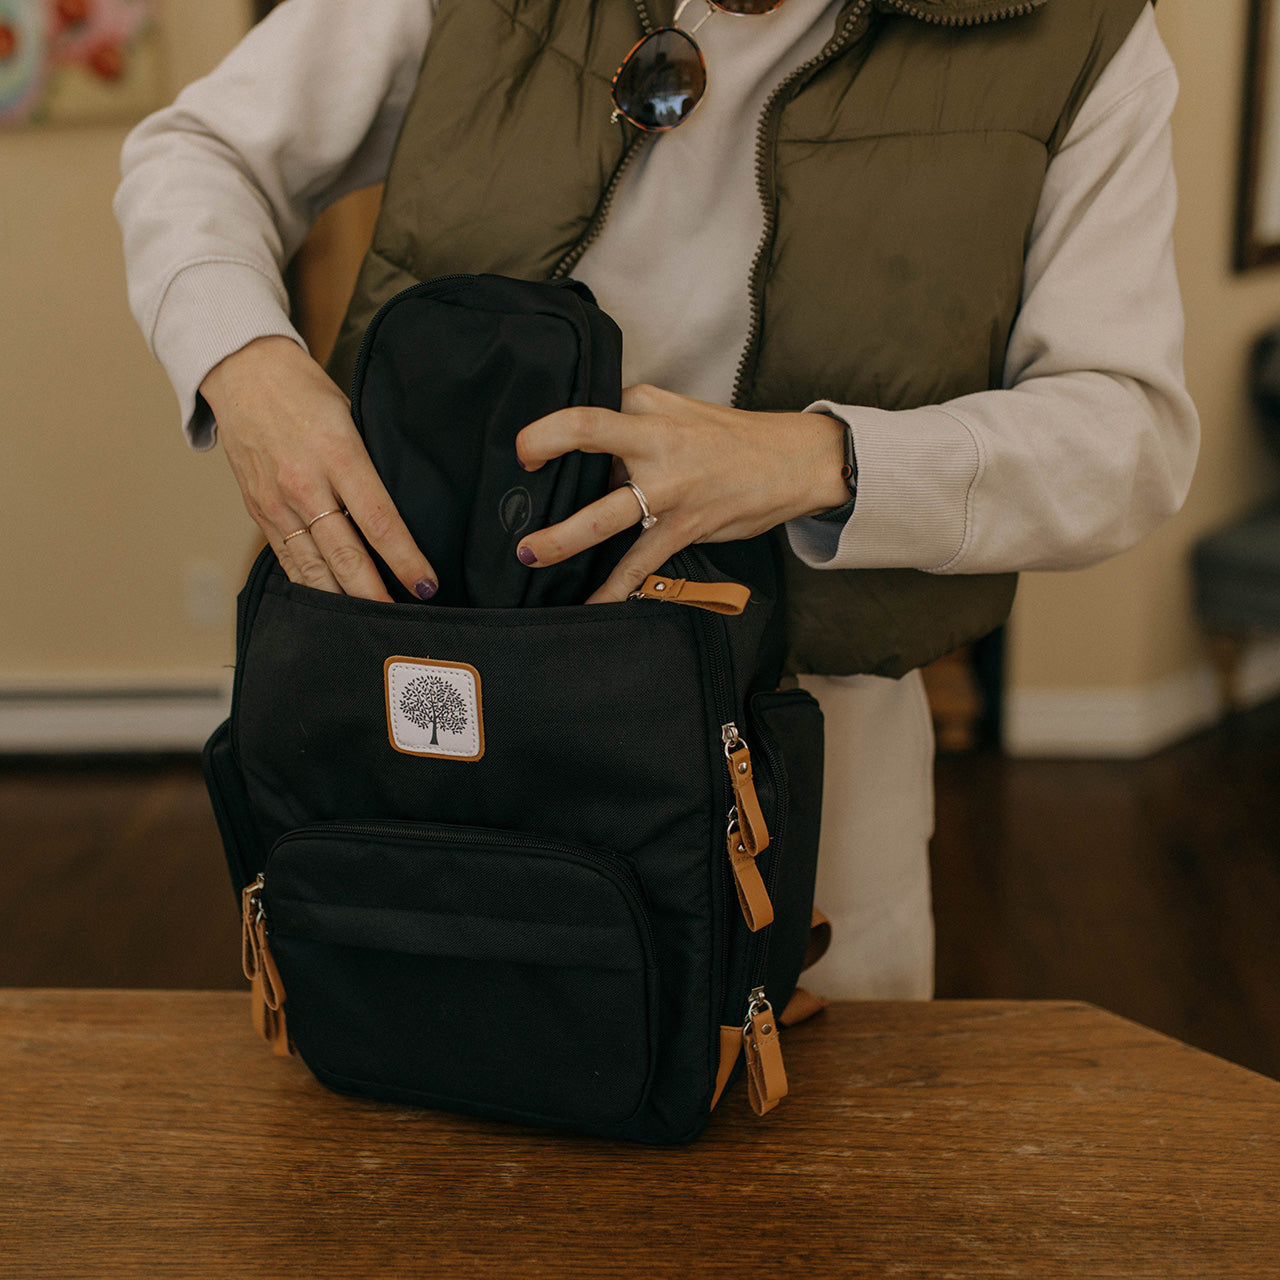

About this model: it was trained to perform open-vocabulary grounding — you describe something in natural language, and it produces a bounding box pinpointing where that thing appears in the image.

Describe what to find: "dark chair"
[1192,326,1280,708]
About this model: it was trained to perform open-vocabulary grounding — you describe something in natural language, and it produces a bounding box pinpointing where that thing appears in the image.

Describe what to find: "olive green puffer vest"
[329,0,1148,676]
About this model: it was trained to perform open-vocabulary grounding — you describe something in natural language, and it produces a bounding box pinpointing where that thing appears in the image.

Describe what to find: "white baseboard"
[1003,636,1280,758]
[0,686,232,753]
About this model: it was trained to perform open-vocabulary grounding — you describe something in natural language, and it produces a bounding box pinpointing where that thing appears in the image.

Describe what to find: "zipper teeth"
[880,0,1037,25]
[672,547,740,1012]
[668,547,741,1014]
[731,0,873,408]
[271,820,659,956]
[551,0,663,280]
[551,133,652,280]
[347,273,477,408]
[745,717,790,990]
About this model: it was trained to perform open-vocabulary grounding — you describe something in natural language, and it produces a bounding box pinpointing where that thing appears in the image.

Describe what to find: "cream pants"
[797,670,936,1000]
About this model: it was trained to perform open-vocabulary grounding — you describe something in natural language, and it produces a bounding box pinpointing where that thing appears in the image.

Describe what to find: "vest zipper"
[549,0,663,280]
[549,133,652,281]
[730,0,1036,408]
[880,0,1039,23]
[731,0,875,408]
[876,0,1038,24]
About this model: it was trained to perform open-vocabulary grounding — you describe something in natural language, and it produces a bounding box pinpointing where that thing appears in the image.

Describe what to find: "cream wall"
[1004,0,1280,752]
[2,0,1278,752]
[0,0,256,710]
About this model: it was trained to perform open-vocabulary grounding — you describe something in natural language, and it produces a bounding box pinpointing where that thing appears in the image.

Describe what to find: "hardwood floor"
[0,756,241,991]
[1,698,1277,1077]
[933,696,1280,1080]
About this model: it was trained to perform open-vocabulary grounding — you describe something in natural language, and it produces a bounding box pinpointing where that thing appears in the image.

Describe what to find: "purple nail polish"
[517,545,537,566]
[413,578,438,600]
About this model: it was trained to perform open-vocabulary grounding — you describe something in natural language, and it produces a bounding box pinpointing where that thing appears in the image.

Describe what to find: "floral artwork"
[0,0,161,128]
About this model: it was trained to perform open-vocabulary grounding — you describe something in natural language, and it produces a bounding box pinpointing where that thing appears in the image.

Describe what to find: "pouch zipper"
[347,273,482,411]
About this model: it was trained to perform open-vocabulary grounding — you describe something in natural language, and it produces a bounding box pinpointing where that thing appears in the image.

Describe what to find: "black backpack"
[203,275,826,1144]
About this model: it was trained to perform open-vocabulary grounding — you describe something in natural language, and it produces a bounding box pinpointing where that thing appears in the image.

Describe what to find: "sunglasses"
[611,0,788,132]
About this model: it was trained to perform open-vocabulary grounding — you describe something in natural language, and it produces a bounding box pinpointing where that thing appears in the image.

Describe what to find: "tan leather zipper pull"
[242,875,291,1056]
[726,820,773,931]
[743,988,788,1116]
[254,914,286,1013]
[631,575,750,615]
[723,724,769,856]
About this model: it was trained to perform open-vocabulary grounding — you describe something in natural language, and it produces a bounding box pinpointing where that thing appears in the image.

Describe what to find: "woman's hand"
[514,384,849,603]
[201,336,439,601]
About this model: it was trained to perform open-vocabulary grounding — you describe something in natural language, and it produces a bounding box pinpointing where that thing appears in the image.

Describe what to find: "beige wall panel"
[1010,0,1280,695]
[0,0,258,688]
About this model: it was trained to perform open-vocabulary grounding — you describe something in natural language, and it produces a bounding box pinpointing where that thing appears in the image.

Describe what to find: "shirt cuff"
[150,259,307,450]
[785,399,982,572]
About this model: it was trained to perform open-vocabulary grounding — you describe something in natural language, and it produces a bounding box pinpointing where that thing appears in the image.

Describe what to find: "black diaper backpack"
[203,274,827,1144]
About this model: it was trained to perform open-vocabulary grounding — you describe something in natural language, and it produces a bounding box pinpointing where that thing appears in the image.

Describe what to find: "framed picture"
[1238,0,1280,268]
[0,0,162,130]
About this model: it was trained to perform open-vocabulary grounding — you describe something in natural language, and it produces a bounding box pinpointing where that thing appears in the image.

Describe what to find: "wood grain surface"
[2,992,1278,1278]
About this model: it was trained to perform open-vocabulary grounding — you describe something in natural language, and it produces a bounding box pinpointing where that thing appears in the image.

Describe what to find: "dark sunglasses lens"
[713,0,786,11]
[613,29,706,131]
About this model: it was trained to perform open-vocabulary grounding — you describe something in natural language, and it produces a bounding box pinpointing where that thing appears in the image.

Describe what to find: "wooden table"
[3,992,1277,1278]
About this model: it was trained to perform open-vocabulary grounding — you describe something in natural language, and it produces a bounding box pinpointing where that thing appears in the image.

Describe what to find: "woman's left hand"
[514,384,850,604]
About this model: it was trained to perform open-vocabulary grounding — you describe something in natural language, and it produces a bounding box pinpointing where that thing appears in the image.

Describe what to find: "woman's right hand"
[200,336,438,602]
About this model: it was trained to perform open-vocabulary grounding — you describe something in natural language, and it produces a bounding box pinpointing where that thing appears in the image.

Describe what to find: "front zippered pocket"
[258,819,660,1131]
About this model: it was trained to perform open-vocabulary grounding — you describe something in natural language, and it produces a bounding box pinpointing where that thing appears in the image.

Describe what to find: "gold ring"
[282,527,309,545]
[307,507,349,531]
[626,481,658,531]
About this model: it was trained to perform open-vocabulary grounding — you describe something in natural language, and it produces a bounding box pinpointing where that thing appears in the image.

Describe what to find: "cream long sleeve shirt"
[114,0,1198,580]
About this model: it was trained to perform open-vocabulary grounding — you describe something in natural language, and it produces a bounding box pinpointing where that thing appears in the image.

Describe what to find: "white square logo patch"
[384,657,484,761]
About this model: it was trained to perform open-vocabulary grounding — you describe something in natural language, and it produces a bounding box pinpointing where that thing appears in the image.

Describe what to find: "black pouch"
[351,273,623,607]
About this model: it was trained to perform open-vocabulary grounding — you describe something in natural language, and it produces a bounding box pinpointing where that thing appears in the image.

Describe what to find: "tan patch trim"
[384,655,485,761]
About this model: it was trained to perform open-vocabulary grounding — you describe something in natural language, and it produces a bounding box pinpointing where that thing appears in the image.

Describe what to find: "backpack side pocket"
[750,689,825,1014]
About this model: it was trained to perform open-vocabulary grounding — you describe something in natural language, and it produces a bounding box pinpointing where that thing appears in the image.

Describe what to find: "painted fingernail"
[516,457,528,471]
[413,578,438,600]
[517,545,538,566]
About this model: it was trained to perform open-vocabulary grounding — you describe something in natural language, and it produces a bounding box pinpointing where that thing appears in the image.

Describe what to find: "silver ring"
[626,481,659,531]
[307,507,349,531]
[282,527,309,545]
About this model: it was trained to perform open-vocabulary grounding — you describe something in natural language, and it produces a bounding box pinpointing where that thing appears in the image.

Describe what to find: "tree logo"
[399,674,468,746]
[384,658,484,760]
